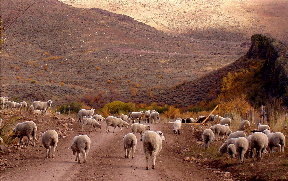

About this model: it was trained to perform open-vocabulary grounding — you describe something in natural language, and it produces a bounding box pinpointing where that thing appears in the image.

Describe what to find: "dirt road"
[0,119,223,181]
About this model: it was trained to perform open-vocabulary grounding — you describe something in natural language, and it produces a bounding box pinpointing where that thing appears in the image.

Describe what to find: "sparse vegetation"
[57,102,82,114]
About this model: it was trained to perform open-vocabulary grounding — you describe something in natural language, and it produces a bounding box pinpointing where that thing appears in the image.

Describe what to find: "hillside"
[150,34,288,107]
[0,0,246,105]
[61,0,288,43]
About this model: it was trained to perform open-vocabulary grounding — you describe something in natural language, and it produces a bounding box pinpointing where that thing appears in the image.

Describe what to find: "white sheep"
[202,128,215,148]
[6,101,17,108]
[144,110,151,123]
[227,144,237,158]
[93,114,105,122]
[263,130,285,153]
[105,116,129,133]
[228,131,246,139]
[42,130,58,158]
[219,136,249,162]
[235,137,249,162]
[20,101,28,111]
[0,97,8,109]
[120,114,130,123]
[150,111,160,124]
[142,130,165,170]
[219,138,237,155]
[131,123,150,140]
[12,121,37,146]
[78,109,95,122]
[0,137,3,144]
[238,120,250,131]
[257,123,270,132]
[123,133,137,159]
[32,100,52,113]
[210,124,231,140]
[33,110,42,115]
[71,135,91,163]
[81,117,101,130]
[220,117,232,126]
[129,111,144,123]
[247,132,268,159]
[29,105,34,112]
[173,119,182,134]
[0,118,3,128]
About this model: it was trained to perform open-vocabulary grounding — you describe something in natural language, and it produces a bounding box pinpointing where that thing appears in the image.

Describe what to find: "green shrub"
[101,101,136,115]
[57,102,82,114]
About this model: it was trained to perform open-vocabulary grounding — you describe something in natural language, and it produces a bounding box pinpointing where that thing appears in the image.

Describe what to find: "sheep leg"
[81,150,87,163]
[132,146,135,159]
[127,148,130,158]
[46,148,50,158]
[125,148,128,158]
[145,154,149,170]
[152,152,157,169]
[51,144,56,158]
[113,126,116,133]
[75,152,79,162]
[18,137,23,146]
[106,125,110,133]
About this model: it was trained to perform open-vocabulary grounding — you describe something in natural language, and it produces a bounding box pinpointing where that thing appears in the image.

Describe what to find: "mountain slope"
[61,0,288,43]
[149,34,288,107]
[1,0,246,104]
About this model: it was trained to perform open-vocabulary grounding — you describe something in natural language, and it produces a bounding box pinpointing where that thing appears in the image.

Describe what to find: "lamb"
[129,111,144,123]
[20,101,28,110]
[263,130,285,153]
[123,133,137,159]
[173,119,182,134]
[257,123,270,132]
[78,109,95,122]
[219,136,249,162]
[93,114,105,122]
[220,117,232,126]
[15,102,22,109]
[105,116,129,133]
[247,132,268,159]
[33,110,42,115]
[210,124,231,139]
[150,111,160,124]
[41,130,58,158]
[235,137,249,162]
[0,96,8,109]
[29,105,34,112]
[202,129,215,148]
[131,123,150,140]
[228,131,246,139]
[227,144,237,158]
[143,110,151,123]
[81,117,101,130]
[6,101,17,108]
[120,114,130,123]
[32,100,53,113]
[142,130,165,170]
[219,138,237,154]
[12,121,37,146]
[238,120,250,131]
[0,118,3,128]
[70,135,91,163]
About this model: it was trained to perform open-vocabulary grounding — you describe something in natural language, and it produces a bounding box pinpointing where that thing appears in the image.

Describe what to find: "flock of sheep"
[1,96,286,171]
[200,116,286,162]
[0,97,165,170]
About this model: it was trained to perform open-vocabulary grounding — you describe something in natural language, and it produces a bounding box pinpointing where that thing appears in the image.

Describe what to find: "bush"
[101,101,136,115]
[57,102,82,114]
